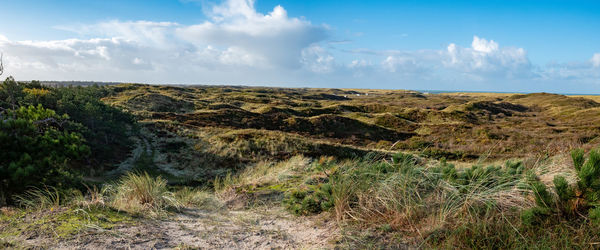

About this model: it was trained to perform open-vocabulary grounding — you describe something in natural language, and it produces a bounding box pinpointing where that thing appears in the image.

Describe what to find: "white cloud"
[541,54,600,82]
[1,0,599,92]
[175,0,327,68]
[592,53,600,68]
[1,0,328,82]
[0,38,153,71]
[443,36,533,79]
[471,36,498,53]
[349,59,370,69]
[57,21,180,48]
[382,55,421,74]
[301,45,334,73]
[366,36,533,81]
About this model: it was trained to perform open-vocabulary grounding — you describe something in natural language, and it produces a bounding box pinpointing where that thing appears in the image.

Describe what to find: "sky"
[0,0,599,93]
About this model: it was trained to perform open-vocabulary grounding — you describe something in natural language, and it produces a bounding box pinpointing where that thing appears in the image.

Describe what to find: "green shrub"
[528,176,553,208]
[0,77,136,204]
[2,78,136,172]
[47,85,136,170]
[588,207,600,224]
[284,183,334,215]
[0,104,89,205]
[521,206,551,226]
[571,149,585,171]
[391,152,417,166]
[431,159,526,192]
[553,175,575,213]
[521,148,600,225]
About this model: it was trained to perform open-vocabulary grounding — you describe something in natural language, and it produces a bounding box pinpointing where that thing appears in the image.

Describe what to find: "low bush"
[0,104,89,205]
[0,77,136,204]
[283,183,334,215]
[521,148,600,225]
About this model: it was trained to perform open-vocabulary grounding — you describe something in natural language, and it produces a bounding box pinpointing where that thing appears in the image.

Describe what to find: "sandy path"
[50,207,337,249]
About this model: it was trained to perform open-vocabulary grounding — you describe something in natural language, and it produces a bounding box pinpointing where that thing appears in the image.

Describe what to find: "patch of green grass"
[425,215,600,249]
[0,206,134,241]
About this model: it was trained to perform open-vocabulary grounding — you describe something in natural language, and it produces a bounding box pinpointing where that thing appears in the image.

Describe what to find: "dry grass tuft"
[109,172,180,216]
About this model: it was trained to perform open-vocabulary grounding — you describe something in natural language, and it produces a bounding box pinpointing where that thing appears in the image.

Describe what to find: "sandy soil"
[20,206,338,249]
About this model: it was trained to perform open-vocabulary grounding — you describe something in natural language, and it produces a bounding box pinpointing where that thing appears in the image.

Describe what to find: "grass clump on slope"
[108,172,180,216]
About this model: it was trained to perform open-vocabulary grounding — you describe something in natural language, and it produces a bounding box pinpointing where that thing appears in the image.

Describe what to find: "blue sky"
[1,0,599,93]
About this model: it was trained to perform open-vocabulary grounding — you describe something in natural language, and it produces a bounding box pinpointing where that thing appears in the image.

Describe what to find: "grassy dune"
[3,83,600,248]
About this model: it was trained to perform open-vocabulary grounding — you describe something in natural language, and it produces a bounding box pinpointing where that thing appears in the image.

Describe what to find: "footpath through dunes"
[41,207,338,249]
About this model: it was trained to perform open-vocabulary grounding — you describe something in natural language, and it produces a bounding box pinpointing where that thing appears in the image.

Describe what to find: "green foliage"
[431,159,526,192]
[45,85,136,169]
[521,148,600,225]
[0,77,24,109]
[0,77,136,204]
[528,176,553,208]
[284,183,334,215]
[553,175,574,205]
[588,207,600,224]
[391,152,417,166]
[2,78,135,171]
[571,148,585,171]
[577,149,600,201]
[521,206,551,226]
[285,153,528,222]
[0,104,89,204]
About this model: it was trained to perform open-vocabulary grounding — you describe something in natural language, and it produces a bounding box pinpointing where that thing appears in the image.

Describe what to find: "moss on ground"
[0,206,135,245]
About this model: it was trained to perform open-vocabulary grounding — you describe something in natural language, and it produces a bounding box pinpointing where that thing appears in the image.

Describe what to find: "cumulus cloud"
[0,0,328,82]
[176,0,327,68]
[471,36,498,53]
[443,36,533,79]
[300,45,334,73]
[367,36,533,81]
[0,38,154,72]
[0,0,598,91]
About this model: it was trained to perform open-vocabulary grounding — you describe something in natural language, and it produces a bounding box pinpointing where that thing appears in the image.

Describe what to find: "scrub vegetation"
[2,81,600,248]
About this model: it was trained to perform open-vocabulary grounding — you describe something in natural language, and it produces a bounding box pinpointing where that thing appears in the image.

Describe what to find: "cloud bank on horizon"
[0,0,599,92]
